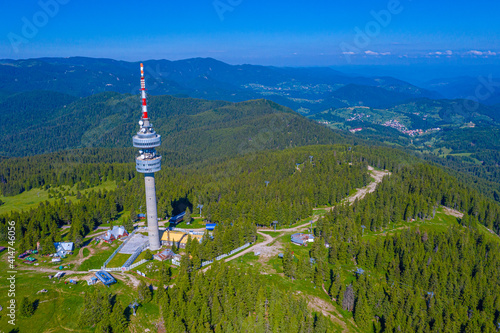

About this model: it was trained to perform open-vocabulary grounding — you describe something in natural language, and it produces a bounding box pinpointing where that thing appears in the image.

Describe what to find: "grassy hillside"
[0,180,117,215]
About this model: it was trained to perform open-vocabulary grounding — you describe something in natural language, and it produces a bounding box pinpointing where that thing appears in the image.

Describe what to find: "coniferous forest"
[2,87,500,332]
[2,138,500,331]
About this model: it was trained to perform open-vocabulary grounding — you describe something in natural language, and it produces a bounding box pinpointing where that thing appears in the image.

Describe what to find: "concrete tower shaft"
[145,173,160,250]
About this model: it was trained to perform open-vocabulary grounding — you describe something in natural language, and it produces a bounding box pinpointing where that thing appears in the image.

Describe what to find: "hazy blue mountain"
[0,57,439,114]
[423,76,500,105]
[328,84,426,109]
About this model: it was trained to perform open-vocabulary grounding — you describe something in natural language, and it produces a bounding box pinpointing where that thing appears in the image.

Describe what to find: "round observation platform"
[135,156,162,173]
[133,133,161,149]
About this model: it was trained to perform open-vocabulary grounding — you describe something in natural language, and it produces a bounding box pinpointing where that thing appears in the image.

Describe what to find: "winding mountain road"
[209,166,390,266]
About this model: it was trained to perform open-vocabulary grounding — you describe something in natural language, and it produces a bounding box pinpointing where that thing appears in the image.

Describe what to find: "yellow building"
[161,231,203,248]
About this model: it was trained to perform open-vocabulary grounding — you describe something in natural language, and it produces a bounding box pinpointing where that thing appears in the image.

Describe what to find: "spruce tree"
[19,296,34,317]
[354,294,371,329]
[283,244,296,280]
[137,280,152,303]
[184,208,191,224]
[110,300,128,333]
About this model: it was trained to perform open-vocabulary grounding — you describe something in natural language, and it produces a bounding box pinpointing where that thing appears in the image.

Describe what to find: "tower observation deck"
[133,63,161,250]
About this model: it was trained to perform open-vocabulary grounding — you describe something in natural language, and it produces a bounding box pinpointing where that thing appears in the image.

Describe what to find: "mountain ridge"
[0,92,351,158]
[0,56,440,114]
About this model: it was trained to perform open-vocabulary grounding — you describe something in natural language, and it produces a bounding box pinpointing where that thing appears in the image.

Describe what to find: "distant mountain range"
[2,56,499,162]
[422,76,500,105]
[0,57,440,114]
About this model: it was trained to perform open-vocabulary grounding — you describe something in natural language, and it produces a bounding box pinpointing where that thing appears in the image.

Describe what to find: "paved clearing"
[120,233,149,254]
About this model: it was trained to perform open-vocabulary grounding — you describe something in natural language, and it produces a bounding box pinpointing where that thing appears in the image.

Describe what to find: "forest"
[3,120,500,331]
[76,260,332,333]
[0,92,350,158]
[282,163,500,332]
[0,145,370,255]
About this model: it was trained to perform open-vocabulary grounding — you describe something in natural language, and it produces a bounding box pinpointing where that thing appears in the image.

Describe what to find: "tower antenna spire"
[140,63,148,120]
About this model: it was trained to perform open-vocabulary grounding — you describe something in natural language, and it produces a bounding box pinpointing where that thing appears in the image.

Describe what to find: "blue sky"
[1,0,499,66]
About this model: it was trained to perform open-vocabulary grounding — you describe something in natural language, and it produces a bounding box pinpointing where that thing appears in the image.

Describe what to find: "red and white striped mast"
[140,63,148,120]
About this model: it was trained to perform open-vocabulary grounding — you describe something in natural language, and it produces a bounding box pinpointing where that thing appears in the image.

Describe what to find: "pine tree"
[282,244,296,280]
[144,249,153,260]
[124,216,134,233]
[19,296,34,317]
[110,300,128,333]
[95,320,111,333]
[159,263,172,286]
[184,208,191,224]
[342,284,355,312]
[137,280,152,303]
[354,294,371,329]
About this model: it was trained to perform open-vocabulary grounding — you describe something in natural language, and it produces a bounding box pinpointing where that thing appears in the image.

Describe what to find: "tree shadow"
[109,294,117,307]
[32,298,40,313]
[170,196,192,216]
[124,305,132,321]
[81,238,93,247]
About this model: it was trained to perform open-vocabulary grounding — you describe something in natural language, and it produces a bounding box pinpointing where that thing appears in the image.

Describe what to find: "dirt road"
[209,166,390,266]
[345,166,390,204]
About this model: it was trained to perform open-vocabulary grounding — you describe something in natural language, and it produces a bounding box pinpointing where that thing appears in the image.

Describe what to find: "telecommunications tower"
[133,63,161,250]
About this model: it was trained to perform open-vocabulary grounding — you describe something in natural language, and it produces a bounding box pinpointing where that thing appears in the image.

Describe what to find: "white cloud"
[342,51,356,55]
[465,50,497,56]
[428,51,454,56]
[467,50,483,56]
[364,50,390,56]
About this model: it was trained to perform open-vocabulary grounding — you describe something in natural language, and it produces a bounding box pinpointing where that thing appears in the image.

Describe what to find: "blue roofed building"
[95,271,116,286]
[53,242,74,257]
[291,233,314,246]
[206,223,217,231]
[169,212,185,224]
[355,268,365,275]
